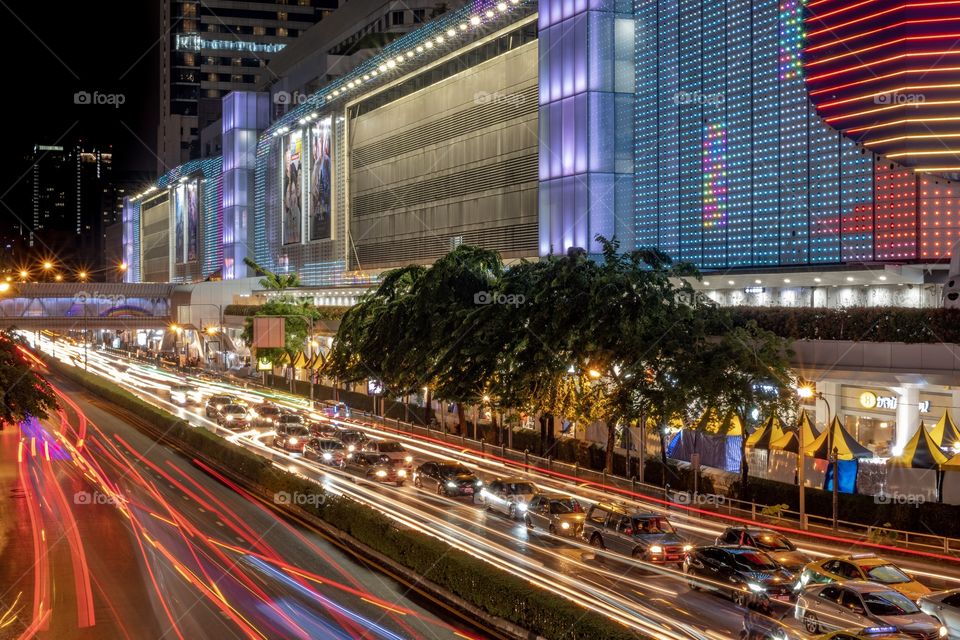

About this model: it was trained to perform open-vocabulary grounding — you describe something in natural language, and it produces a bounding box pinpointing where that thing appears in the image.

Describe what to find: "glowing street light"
[0,282,10,293]
[119,262,128,272]
[77,271,88,280]
[588,368,602,379]
[796,385,814,399]
[19,270,28,280]
[42,261,53,271]
[54,274,63,282]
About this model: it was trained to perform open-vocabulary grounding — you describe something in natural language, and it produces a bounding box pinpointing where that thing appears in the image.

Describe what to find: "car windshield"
[731,550,778,570]
[377,442,406,453]
[320,441,344,450]
[754,533,795,551]
[439,465,471,477]
[632,518,675,534]
[282,415,303,423]
[865,564,912,585]
[225,406,245,413]
[506,483,536,494]
[287,427,310,437]
[549,499,582,514]
[863,591,920,616]
[261,407,281,415]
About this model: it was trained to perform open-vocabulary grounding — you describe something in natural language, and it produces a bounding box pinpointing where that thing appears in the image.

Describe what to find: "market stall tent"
[745,414,786,481]
[886,422,946,503]
[667,409,743,472]
[930,410,960,453]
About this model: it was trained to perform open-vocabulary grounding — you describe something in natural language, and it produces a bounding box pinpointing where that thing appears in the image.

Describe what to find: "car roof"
[493,477,535,483]
[825,581,894,593]
[594,501,659,516]
[537,492,576,500]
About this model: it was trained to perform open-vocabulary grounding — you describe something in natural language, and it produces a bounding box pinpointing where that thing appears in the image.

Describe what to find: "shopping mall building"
[121,0,960,454]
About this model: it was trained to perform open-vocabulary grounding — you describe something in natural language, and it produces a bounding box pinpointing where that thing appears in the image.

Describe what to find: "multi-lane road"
[24,335,960,639]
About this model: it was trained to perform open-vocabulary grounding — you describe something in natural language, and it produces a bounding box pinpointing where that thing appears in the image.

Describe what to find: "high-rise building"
[157,0,336,174]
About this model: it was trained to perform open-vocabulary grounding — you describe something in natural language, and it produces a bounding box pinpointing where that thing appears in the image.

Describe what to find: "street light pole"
[797,387,832,530]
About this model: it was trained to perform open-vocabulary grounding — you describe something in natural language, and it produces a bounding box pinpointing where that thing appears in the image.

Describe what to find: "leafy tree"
[241,299,322,366]
[0,331,58,427]
[243,256,301,292]
[691,318,797,486]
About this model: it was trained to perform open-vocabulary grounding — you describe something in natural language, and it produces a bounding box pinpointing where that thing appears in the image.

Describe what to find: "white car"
[919,589,960,638]
[477,478,539,519]
[365,441,414,467]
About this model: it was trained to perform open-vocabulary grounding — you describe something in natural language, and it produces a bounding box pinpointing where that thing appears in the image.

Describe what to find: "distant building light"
[175,33,286,54]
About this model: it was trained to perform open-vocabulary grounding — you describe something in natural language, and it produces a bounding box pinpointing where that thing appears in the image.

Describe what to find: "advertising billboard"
[186,179,199,262]
[309,118,333,241]
[282,130,303,244]
[174,184,185,263]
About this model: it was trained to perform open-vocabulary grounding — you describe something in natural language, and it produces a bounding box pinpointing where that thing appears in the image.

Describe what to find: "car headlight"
[800,572,811,585]
[446,481,457,488]
[348,445,356,452]
[475,480,483,486]
[225,415,234,421]
[288,437,298,445]
[404,455,413,463]
[649,545,663,554]
[683,544,693,552]
[375,470,387,477]
[517,502,528,512]
[748,583,766,593]
[940,627,948,638]
[560,522,570,530]
[398,469,407,477]
[322,452,332,460]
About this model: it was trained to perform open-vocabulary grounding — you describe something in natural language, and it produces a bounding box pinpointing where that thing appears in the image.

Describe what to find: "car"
[169,384,199,406]
[273,424,311,452]
[684,545,795,606]
[343,452,406,486]
[739,599,803,640]
[813,628,913,640]
[412,461,482,497]
[205,395,237,418]
[275,412,307,432]
[799,555,932,600]
[524,493,585,537]
[477,478,539,520]
[302,438,347,467]
[217,404,251,430]
[364,440,414,467]
[338,429,370,452]
[319,400,351,418]
[919,589,960,638]
[796,582,946,638]
[252,404,284,427]
[717,527,810,574]
[582,501,691,564]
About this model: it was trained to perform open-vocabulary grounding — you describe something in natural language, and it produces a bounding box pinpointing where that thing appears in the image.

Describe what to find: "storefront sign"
[860,391,931,413]
[257,357,273,371]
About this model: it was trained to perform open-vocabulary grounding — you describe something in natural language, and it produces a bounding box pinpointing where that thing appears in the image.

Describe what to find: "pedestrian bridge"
[0,283,173,330]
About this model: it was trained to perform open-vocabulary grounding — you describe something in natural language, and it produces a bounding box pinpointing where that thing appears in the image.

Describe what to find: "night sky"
[0,1,160,211]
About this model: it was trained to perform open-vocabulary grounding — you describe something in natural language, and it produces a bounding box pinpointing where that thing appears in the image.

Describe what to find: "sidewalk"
[0,425,32,639]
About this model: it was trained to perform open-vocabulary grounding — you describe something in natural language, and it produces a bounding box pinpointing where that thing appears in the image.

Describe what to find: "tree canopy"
[0,331,58,426]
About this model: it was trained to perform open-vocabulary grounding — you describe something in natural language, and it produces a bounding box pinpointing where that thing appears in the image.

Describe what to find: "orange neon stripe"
[913,165,960,171]
[886,150,960,157]
[807,50,960,83]
[807,34,960,68]
[811,0,885,22]
[847,116,960,134]
[825,100,960,123]
[807,17,960,51]
[817,84,960,110]
[809,67,960,96]
[866,132,960,145]
[807,2,960,39]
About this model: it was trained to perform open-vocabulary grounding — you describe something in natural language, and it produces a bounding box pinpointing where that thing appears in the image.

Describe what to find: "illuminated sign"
[859,393,930,413]
[257,357,273,371]
[859,391,877,409]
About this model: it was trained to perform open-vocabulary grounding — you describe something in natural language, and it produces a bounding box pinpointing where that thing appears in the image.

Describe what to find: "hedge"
[43,357,647,640]
[717,306,960,344]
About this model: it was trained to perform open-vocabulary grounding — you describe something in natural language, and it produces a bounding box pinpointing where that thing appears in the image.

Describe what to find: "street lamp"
[170,324,183,370]
[796,384,832,530]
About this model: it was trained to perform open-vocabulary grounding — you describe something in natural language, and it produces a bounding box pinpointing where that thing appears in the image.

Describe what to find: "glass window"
[377,442,406,453]
[413,8,425,23]
[836,562,862,580]
[588,508,608,525]
[840,590,865,614]
[549,499,582,514]
[730,550,778,570]
[863,591,920,616]
[633,518,676,534]
[819,585,842,602]
[391,10,404,25]
[865,564,911,585]
[942,593,960,607]
[753,533,795,552]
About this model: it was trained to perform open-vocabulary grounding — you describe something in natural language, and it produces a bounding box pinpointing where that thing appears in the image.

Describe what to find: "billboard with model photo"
[309,118,333,241]
[282,130,303,244]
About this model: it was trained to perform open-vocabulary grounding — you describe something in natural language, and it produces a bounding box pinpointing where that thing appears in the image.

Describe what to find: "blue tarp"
[668,430,742,472]
[724,435,743,473]
[825,459,858,494]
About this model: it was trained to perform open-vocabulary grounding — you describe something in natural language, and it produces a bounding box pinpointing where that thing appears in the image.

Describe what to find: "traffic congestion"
[30,334,960,640]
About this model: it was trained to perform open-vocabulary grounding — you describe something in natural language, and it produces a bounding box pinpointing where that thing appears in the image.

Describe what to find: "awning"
[805,416,874,460]
[797,411,820,449]
[929,410,960,451]
[746,414,785,450]
[892,422,947,469]
[292,351,308,368]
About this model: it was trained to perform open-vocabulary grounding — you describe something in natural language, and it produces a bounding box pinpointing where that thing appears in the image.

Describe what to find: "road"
[28,337,960,639]
[10,366,484,640]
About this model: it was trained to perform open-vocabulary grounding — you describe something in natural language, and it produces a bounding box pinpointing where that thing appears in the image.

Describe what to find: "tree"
[691,318,797,486]
[243,256,300,292]
[241,299,322,366]
[0,331,58,427]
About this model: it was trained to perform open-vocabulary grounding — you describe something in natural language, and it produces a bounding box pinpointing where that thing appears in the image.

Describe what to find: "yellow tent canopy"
[746,414,786,450]
[941,450,960,470]
[796,411,819,450]
[929,411,960,451]
[695,408,744,436]
[291,351,308,368]
[893,422,948,469]
[769,430,799,454]
[805,416,873,460]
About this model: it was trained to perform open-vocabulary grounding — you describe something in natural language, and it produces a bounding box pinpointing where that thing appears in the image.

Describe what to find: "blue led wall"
[632,0,879,268]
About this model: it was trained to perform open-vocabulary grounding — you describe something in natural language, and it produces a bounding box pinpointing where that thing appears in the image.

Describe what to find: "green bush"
[43,357,646,640]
